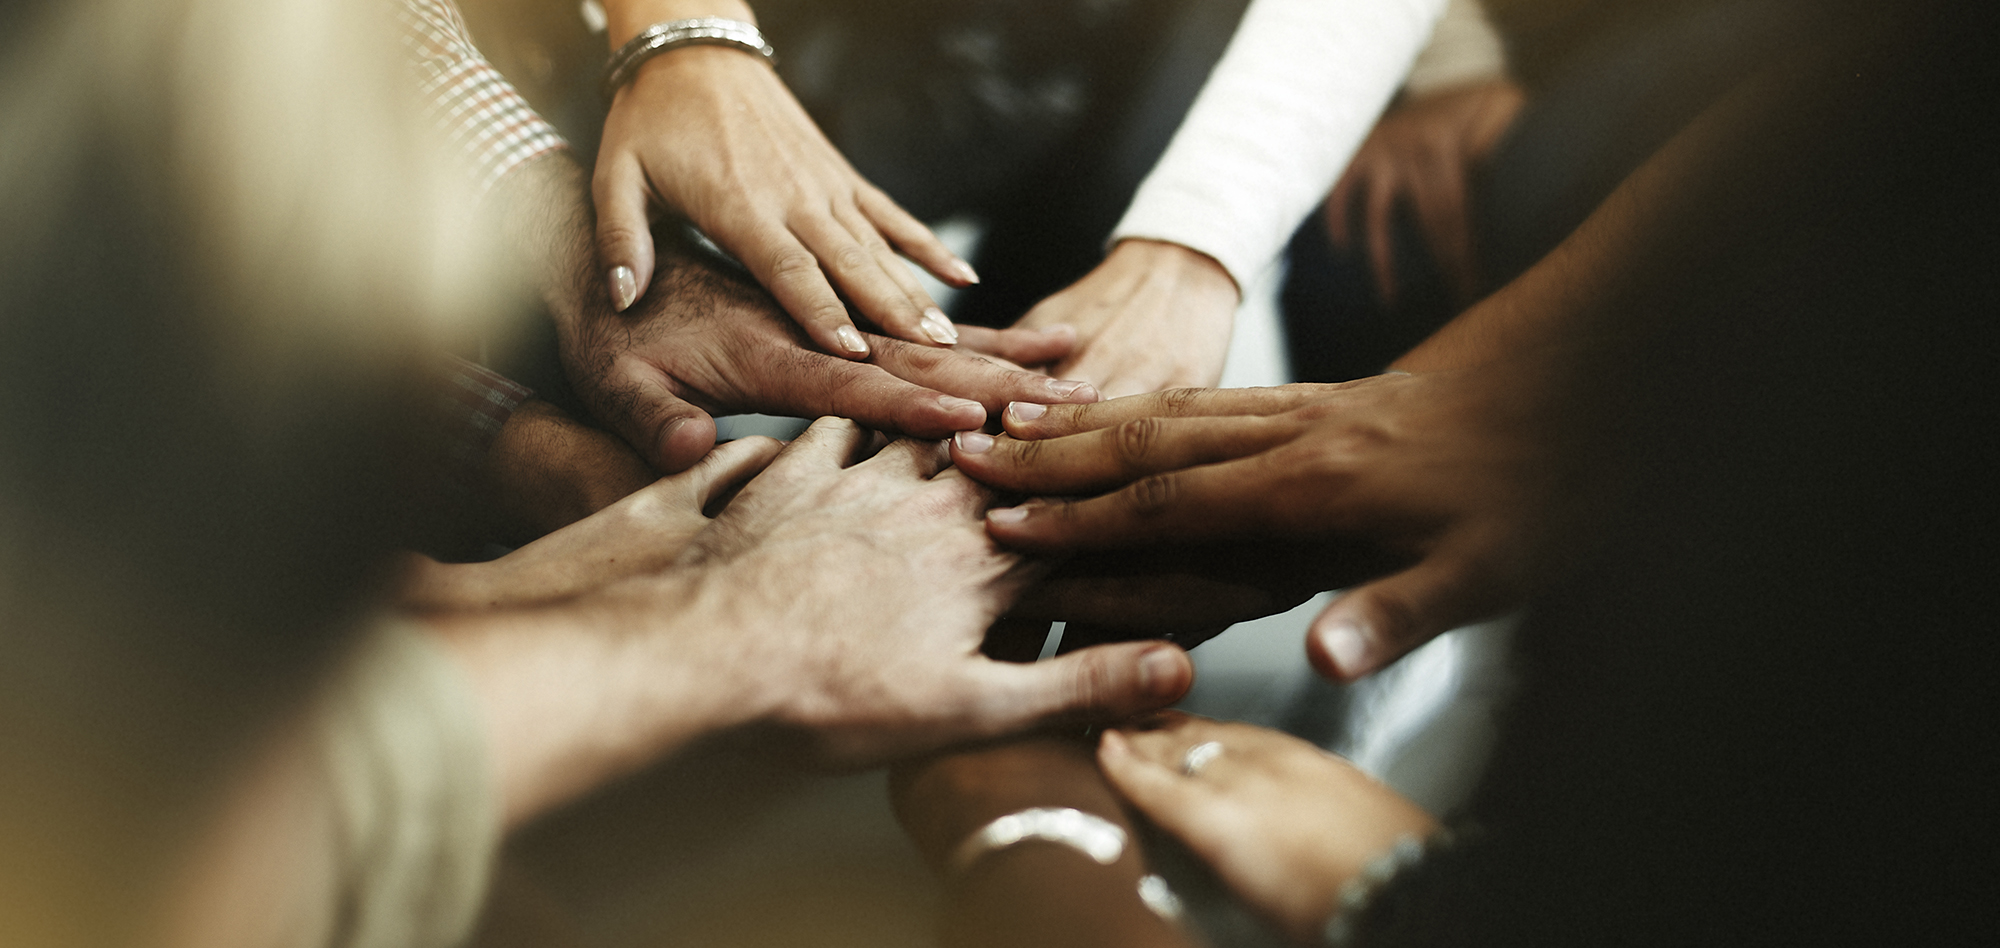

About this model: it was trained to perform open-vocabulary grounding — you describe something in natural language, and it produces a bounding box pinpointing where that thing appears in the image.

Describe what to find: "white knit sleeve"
[1110,0,1448,289]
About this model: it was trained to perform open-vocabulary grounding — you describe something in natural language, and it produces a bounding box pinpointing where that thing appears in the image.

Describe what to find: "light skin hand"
[1327,78,1526,306]
[951,373,1562,680]
[1097,712,1436,943]
[398,436,782,611]
[593,0,976,355]
[1012,239,1241,399]
[425,418,1196,826]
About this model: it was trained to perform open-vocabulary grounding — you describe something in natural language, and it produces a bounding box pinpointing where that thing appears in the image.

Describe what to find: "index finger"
[740,224,872,359]
[982,452,1313,553]
[1001,384,1340,440]
[950,414,1297,495]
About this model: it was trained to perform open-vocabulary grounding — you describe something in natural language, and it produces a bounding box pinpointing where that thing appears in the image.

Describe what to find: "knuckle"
[1070,653,1118,712]
[1124,473,1180,517]
[767,248,823,282]
[1112,417,1163,468]
[1157,387,1206,416]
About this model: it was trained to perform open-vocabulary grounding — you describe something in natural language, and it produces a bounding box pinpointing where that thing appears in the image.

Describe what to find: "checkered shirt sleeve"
[432,355,534,491]
[396,0,569,196]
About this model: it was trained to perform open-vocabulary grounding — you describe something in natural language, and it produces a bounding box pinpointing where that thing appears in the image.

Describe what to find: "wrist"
[602,0,757,48]
[1111,238,1241,303]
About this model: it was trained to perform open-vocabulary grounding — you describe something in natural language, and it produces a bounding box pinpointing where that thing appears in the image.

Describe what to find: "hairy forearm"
[484,151,599,334]
[420,571,771,828]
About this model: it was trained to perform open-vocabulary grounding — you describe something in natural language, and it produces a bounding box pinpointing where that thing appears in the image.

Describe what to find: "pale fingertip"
[952,430,994,455]
[1047,379,1098,402]
[920,308,959,345]
[835,325,870,356]
[1006,400,1048,423]
[937,395,985,420]
[1315,619,1374,680]
[952,258,981,284]
[987,505,1030,525]
[608,265,638,312]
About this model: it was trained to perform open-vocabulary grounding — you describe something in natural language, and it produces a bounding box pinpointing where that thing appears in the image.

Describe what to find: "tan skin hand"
[397,436,783,612]
[952,372,1569,680]
[1327,78,1526,306]
[1097,712,1436,943]
[594,1,975,356]
[1013,239,1241,399]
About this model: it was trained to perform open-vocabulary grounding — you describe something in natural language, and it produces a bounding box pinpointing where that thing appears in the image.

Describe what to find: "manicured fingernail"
[953,430,994,454]
[952,258,981,284]
[921,307,959,345]
[1138,647,1184,698]
[987,505,1030,525]
[608,266,637,312]
[836,325,869,355]
[1047,379,1096,401]
[1007,400,1047,423]
[1319,620,1371,677]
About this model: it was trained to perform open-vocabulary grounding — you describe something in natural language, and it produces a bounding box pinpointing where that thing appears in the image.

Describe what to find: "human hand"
[1012,239,1240,399]
[1097,712,1436,942]
[477,398,659,542]
[594,10,976,354]
[1327,79,1526,306]
[561,222,1097,473]
[951,373,1561,679]
[1006,542,1338,648]
[890,737,1198,948]
[399,436,780,611]
[675,417,1195,764]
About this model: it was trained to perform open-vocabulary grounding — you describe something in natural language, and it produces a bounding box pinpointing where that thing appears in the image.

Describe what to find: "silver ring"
[1182,741,1223,777]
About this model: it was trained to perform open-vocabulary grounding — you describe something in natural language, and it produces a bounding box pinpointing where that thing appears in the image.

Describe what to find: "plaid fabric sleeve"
[432,355,534,493]
[395,0,569,196]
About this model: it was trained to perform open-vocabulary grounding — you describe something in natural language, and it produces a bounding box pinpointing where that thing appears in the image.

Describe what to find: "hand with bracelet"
[593,0,977,356]
[891,736,1201,948]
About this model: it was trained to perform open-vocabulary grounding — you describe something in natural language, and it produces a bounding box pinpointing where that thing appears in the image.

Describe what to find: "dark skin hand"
[950,372,1574,681]
[1327,78,1526,307]
[891,737,1199,948]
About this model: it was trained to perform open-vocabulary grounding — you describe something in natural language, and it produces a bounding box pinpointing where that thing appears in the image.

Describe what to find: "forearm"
[893,738,1197,948]
[483,151,598,336]
[1392,61,1814,373]
[420,571,769,828]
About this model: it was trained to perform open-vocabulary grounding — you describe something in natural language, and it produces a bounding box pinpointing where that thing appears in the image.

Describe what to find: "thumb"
[593,156,657,313]
[609,368,718,474]
[683,435,783,510]
[1306,546,1511,681]
[973,642,1194,732]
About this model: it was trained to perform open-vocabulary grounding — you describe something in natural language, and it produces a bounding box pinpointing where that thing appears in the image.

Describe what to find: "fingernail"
[836,325,869,355]
[953,430,994,454]
[938,395,985,418]
[952,257,981,284]
[1138,647,1185,699]
[1047,379,1096,401]
[921,307,959,345]
[608,266,637,312]
[1319,620,1371,677]
[987,506,1030,525]
[1007,400,1047,423]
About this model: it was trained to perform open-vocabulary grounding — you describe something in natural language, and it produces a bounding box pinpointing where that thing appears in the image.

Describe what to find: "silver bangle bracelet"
[601,17,776,99]
[948,807,1127,875]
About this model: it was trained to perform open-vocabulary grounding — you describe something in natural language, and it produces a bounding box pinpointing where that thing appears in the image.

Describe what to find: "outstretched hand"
[676,418,1196,765]
[1097,712,1436,942]
[595,40,976,354]
[560,222,1096,473]
[950,373,1562,680]
[1011,239,1240,399]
